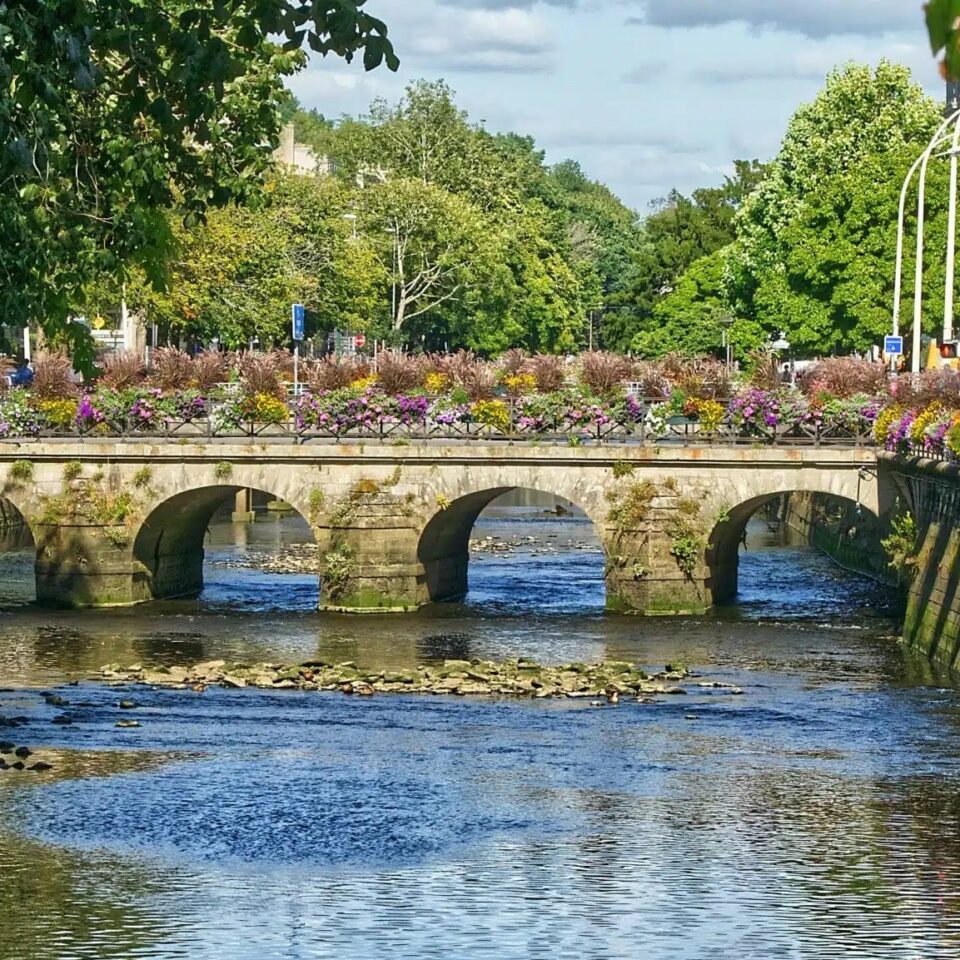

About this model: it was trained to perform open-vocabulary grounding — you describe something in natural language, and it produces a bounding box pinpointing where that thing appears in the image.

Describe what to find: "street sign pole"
[292,304,305,397]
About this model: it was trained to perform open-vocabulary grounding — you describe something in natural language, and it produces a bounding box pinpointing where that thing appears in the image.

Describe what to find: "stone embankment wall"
[880,455,960,669]
[781,491,893,585]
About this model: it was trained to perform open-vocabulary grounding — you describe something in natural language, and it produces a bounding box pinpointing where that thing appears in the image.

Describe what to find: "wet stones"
[86,656,745,705]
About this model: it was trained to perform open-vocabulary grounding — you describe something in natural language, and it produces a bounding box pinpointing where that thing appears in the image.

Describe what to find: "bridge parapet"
[0,441,882,614]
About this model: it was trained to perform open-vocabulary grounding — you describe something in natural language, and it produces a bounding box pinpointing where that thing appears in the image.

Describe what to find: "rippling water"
[1,508,959,959]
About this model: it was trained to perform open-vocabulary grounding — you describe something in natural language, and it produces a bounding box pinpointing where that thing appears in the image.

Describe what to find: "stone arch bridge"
[0,441,884,615]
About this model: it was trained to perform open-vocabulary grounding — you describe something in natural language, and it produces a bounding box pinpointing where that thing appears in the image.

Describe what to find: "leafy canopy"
[0,0,396,368]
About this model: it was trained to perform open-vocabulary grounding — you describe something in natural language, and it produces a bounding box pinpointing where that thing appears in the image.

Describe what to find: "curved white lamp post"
[894,108,960,373]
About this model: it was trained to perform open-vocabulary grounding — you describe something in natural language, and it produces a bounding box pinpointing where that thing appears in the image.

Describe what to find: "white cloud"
[409,7,555,73]
[628,0,919,38]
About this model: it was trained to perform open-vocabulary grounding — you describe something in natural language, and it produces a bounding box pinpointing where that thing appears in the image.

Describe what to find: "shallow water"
[1,509,959,959]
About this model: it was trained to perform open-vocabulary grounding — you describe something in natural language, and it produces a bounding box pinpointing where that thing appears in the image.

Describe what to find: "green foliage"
[322,544,355,600]
[928,0,960,78]
[670,534,704,578]
[0,2,397,372]
[8,460,33,482]
[606,480,658,533]
[132,467,153,489]
[604,161,766,352]
[62,461,82,483]
[881,512,919,579]
[214,462,234,482]
[612,461,635,479]
[727,62,942,355]
[308,488,326,523]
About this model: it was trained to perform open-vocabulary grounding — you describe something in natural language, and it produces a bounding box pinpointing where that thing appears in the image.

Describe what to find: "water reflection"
[2,506,960,958]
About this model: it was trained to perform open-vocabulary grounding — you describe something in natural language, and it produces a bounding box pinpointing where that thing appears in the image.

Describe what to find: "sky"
[287,0,946,212]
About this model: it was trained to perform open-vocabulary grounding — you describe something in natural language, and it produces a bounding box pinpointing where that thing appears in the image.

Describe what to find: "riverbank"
[92,657,743,700]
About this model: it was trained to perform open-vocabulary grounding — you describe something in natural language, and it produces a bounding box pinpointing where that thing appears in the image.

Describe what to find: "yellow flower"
[350,375,378,390]
[503,373,536,397]
[36,398,78,429]
[471,399,510,431]
[873,404,902,445]
[908,403,944,443]
[424,372,450,394]
[242,393,288,424]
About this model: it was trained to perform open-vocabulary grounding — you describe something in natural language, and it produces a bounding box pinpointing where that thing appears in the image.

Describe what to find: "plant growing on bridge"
[132,467,153,489]
[606,480,658,534]
[8,460,33,482]
[670,534,704,578]
[322,544,356,601]
[62,461,83,483]
[214,462,234,482]
[612,460,635,479]
[881,513,919,580]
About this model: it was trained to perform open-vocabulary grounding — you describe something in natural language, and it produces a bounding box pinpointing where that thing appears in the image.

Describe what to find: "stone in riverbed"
[119,699,138,709]
[116,719,140,728]
[28,761,53,772]
[0,742,14,753]
[14,747,30,759]
[221,675,247,689]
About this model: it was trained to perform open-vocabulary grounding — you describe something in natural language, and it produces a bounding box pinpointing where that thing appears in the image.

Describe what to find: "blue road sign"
[292,303,305,340]
[884,335,904,356]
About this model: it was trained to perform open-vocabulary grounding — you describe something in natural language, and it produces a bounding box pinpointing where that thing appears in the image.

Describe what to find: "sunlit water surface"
[1,508,959,959]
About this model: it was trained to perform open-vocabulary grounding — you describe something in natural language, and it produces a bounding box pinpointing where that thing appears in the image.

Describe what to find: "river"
[2,504,960,959]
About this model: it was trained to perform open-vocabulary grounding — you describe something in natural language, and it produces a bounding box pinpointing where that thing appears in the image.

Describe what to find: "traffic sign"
[354,333,366,349]
[292,303,305,341]
[884,335,904,356]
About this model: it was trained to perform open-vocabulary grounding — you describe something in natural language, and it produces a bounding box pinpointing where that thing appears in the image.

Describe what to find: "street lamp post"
[719,313,735,370]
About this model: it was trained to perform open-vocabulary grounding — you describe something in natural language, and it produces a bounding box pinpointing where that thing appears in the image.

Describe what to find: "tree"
[357,177,495,337]
[726,62,943,354]
[602,160,765,351]
[0,1,397,367]
[631,248,764,359]
[115,176,387,348]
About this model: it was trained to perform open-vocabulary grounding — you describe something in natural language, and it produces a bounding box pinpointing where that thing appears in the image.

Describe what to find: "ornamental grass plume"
[98,350,146,390]
[891,368,960,409]
[799,357,887,399]
[305,356,370,392]
[31,351,79,399]
[150,347,194,392]
[236,351,285,400]
[629,360,671,400]
[375,350,422,394]
[529,353,566,393]
[442,351,497,401]
[192,351,227,391]
[498,348,530,377]
[746,349,782,391]
[578,351,631,395]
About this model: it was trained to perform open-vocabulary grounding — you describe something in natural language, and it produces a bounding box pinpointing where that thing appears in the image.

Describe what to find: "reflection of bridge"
[0,441,883,614]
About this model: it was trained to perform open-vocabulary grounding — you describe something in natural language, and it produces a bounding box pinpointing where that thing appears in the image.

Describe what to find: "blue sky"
[287,0,944,212]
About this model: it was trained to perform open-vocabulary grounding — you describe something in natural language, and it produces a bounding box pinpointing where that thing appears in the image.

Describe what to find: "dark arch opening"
[418,488,605,613]
[0,497,35,606]
[134,487,318,610]
[708,491,885,612]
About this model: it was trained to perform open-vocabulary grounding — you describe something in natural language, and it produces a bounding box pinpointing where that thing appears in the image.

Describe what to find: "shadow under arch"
[707,491,881,605]
[417,486,605,606]
[0,496,36,604]
[133,485,317,602]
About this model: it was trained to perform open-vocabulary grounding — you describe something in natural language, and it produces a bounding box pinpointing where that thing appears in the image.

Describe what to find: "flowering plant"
[729,388,783,436]
[0,389,40,438]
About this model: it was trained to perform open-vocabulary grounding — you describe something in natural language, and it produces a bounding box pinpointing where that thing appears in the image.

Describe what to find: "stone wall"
[782,491,893,585]
[882,455,960,669]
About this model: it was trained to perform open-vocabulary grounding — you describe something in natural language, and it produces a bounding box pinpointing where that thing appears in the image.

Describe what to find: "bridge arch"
[133,483,318,602]
[704,487,881,606]
[417,485,607,605]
